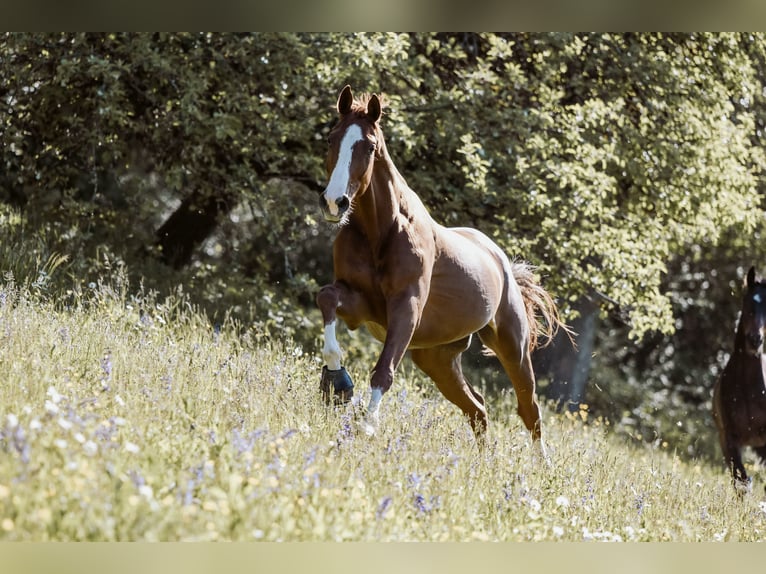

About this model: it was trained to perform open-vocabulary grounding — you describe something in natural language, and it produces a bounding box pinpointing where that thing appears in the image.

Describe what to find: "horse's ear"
[367,94,382,123]
[747,266,757,289]
[337,85,353,115]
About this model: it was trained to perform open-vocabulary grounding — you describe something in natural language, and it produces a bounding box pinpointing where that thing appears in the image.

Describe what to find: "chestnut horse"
[713,266,766,492]
[316,86,567,454]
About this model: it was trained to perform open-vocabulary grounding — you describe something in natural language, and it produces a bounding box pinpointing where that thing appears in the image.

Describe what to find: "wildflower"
[5,414,18,429]
[83,440,98,456]
[412,493,440,514]
[413,493,429,514]
[552,526,565,537]
[376,496,393,520]
[100,352,112,390]
[555,495,570,508]
[47,386,64,404]
[124,441,140,454]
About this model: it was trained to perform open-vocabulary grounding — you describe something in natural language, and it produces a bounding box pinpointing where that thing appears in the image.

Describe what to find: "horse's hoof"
[734,477,753,496]
[357,410,379,437]
[320,366,354,405]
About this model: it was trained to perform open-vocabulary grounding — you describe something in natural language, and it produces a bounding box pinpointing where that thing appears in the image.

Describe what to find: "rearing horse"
[316,86,567,453]
[713,266,766,492]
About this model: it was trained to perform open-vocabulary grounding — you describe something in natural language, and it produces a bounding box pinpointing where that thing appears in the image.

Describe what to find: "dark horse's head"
[319,85,382,224]
[739,266,766,356]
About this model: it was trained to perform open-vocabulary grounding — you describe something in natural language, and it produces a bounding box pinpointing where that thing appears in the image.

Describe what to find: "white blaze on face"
[324,124,364,216]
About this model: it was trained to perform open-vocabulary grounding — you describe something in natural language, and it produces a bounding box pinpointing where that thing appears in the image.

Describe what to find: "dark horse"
[316,86,567,455]
[713,266,766,491]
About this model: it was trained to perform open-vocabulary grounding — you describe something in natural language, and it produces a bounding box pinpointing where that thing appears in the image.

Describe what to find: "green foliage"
[1,279,765,541]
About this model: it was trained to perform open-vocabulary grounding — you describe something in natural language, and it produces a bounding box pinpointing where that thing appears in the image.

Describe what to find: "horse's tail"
[511,261,573,353]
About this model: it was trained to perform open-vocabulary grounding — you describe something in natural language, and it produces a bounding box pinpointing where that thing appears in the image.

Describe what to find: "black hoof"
[320,366,354,405]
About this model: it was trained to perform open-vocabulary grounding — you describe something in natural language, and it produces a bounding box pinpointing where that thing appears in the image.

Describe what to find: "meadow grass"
[0,276,765,542]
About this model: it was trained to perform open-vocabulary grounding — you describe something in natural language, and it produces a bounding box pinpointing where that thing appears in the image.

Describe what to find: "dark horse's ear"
[747,266,757,289]
[337,85,353,115]
[367,94,382,123]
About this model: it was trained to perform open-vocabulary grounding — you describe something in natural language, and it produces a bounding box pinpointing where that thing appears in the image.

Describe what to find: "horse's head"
[740,266,766,356]
[320,85,382,224]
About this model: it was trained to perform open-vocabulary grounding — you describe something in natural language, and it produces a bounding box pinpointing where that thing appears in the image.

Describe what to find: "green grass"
[0,276,765,541]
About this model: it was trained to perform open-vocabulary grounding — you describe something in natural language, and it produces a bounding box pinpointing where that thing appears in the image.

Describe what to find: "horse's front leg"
[721,435,751,494]
[364,289,422,433]
[316,282,355,405]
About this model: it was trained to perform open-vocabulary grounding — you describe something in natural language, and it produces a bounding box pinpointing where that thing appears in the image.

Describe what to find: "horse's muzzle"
[319,193,350,223]
[320,366,354,405]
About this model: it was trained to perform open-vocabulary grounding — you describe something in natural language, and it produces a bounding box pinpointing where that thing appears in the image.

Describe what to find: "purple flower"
[412,493,440,515]
[376,496,393,520]
[100,351,112,391]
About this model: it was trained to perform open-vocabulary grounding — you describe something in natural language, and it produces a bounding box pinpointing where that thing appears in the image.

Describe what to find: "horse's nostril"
[336,196,350,212]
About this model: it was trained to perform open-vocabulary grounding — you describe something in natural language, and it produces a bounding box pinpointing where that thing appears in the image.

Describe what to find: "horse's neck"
[355,155,420,244]
[733,322,763,363]
[734,322,748,355]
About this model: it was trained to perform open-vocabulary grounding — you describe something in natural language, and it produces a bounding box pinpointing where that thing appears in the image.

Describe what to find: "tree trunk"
[155,190,236,269]
[535,294,600,412]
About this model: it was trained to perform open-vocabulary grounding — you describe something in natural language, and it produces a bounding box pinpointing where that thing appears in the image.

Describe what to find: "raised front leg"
[316,284,354,405]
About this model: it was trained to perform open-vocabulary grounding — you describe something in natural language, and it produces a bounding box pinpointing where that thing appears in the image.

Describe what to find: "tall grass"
[0,274,764,541]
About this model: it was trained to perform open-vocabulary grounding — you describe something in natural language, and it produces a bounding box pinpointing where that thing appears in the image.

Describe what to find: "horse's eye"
[368,144,376,155]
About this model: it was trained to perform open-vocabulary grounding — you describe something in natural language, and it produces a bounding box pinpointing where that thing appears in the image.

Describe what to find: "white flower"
[44,400,59,415]
[58,418,73,430]
[552,526,565,537]
[83,441,98,456]
[5,414,18,429]
[124,441,140,454]
[46,386,64,404]
[555,495,570,508]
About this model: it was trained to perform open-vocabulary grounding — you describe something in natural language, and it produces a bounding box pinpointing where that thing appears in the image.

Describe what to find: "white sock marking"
[322,320,342,370]
[367,388,382,414]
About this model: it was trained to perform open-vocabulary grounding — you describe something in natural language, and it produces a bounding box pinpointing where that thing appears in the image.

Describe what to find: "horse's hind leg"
[478,320,547,455]
[410,337,488,436]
